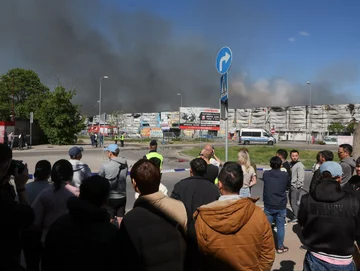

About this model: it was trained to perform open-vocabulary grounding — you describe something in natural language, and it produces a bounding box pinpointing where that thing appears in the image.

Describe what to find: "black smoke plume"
[0,0,357,115]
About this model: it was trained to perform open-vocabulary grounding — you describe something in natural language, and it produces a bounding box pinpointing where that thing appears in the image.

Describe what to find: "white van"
[238,128,276,145]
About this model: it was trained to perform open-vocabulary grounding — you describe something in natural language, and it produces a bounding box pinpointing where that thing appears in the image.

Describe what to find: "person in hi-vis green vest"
[120,133,125,147]
[144,140,164,169]
[114,134,119,145]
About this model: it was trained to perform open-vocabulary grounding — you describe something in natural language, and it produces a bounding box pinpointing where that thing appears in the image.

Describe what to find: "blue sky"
[109,0,360,94]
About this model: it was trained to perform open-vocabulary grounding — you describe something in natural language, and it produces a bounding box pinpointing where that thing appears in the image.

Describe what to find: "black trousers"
[120,140,124,147]
[21,230,42,271]
[107,197,126,218]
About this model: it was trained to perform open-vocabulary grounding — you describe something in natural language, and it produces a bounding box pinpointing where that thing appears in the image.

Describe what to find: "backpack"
[108,159,127,190]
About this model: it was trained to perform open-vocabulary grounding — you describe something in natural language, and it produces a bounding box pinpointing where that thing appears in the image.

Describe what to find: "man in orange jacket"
[194,162,275,271]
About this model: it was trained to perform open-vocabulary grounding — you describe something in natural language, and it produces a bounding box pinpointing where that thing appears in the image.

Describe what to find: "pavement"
[14,143,323,271]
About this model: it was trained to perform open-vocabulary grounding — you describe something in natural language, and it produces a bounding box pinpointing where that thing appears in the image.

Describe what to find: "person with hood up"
[338,144,356,187]
[299,161,360,271]
[42,176,120,271]
[194,162,275,271]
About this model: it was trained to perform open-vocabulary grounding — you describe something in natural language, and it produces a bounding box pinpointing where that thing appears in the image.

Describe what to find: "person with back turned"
[120,159,187,271]
[171,158,220,271]
[144,140,164,169]
[42,175,121,271]
[99,144,128,225]
[194,162,275,270]
[299,161,360,271]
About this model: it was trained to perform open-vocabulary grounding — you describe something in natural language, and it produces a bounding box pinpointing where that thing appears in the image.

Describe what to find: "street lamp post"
[99,76,108,142]
[177,93,182,127]
[307,81,312,144]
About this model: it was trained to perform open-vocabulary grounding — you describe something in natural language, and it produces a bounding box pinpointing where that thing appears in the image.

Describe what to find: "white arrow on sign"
[219,52,231,73]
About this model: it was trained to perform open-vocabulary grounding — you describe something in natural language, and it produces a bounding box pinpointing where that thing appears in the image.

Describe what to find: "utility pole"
[12,75,15,122]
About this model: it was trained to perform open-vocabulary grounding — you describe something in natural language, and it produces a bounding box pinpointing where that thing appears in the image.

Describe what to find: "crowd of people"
[1,140,360,271]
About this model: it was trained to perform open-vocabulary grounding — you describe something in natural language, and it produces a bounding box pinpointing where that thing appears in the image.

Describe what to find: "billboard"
[160,111,179,129]
[179,107,220,130]
[140,127,163,138]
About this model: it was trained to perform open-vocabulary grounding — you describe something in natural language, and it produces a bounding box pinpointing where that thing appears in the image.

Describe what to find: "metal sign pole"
[30,112,33,147]
[225,105,228,161]
[216,46,232,163]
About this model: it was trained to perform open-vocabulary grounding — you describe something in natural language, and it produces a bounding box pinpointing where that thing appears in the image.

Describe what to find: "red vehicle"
[87,125,117,136]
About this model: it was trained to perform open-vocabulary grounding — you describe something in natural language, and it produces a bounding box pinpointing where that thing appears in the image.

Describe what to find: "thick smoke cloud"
[0,0,358,115]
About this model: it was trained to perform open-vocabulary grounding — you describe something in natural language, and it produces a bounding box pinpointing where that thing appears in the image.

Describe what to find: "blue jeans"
[304,251,355,271]
[264,208,286,249]
[240,187,251,198]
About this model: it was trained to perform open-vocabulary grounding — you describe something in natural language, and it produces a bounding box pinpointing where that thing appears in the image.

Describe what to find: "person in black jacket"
[0,144,34,271]
[309,150,334,193]
[299,161,360,271]
[171,158,220,221]
[171,158,220,271]
[343,175,360,200]
[42,175,120,271]
[263,156,290,254]
[276,149,291,174]
[120,159,187,271]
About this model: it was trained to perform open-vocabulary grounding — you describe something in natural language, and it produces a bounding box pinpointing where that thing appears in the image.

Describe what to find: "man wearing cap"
[99,144,128,222]
[144,140,164,170]
[68,146,92,188]
[298,161,360,271]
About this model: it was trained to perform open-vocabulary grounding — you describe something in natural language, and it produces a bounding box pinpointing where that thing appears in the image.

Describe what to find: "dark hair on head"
[356,157,360,166]
[111,148,120,156]
[321,150,334,162]
[34,160,51,180]
[290,149,299,155]
[348,176,360,191]
[130,159,160,195]
[316,151,322,163]
[276,149,288,160]
[51,159,73,191]
[322,171,334,179]
[80,175,110,207]
[218,162,243,193]
[0,143,12,164]
[148,157,161,169]
[190,158,207,177]
[339,144,353,156]
[270,156,282,169]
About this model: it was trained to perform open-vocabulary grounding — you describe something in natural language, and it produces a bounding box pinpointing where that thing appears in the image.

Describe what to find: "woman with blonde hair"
[238,149,257,197]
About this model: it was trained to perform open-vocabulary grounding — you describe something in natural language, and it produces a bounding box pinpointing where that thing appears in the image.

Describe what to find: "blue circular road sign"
[216,47,232,75]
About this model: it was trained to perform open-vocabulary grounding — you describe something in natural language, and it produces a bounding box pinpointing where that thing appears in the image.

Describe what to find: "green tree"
[346,119,357,134]
[0,68,49,120]
[37,86,85,145]
[328,122,345,134]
